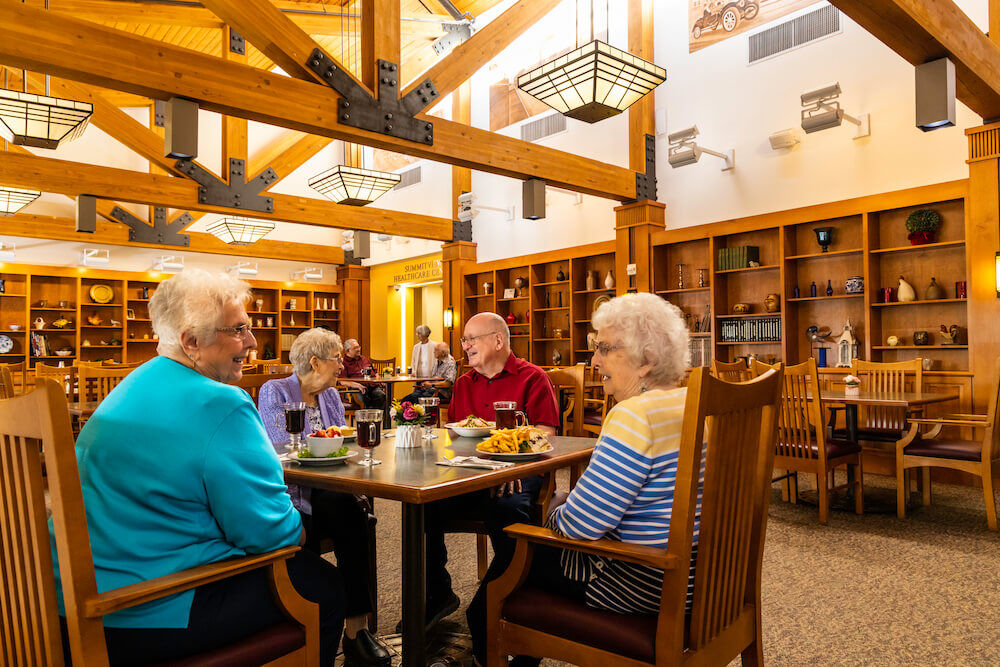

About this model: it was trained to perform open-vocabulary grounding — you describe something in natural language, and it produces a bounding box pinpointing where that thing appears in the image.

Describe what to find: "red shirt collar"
[470,352,519,382]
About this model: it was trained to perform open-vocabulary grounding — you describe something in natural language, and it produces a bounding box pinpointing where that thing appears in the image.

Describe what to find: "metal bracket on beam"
[343,250,363,266]
[452,219,472,242]
[175,158,277,213]
[630,133,658,203]
[109,206,191,247]
[229,29,245,55]
[153,100,166,128]
[305,49,437,145]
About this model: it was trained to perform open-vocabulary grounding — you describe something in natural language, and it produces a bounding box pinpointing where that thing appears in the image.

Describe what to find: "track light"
[667,126,734,170]
[227,261,258,277]
[80,248,109,267]
[800,82,870,138]
[290,267,322,282]
[916,58,956,131]
[153,255,184,273]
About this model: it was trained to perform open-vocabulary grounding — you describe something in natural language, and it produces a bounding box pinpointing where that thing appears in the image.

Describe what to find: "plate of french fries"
[476,426,553,461]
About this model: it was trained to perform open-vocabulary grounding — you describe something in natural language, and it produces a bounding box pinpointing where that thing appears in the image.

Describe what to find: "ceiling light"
[916,58,956,132]
[0,185,40,215]
[206,216,275,245]
[80,248,109,267]
[517,40,666,124]
[0,241,15,261]
[227,261,258,277]
[667,126,734,170]
[800,82,870,138]
[290,267,322,282]
[153,255,184,273]
[0,88,93,149]
[309,165,400,206]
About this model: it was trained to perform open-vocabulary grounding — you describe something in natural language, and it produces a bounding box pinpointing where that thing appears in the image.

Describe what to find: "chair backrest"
[370,357,396,375]
[78,365,133,404]
[774,358,828,462]
[545,363,585,436]
[750,358,782,377]
[659,366,782,658]
[711,359,753,383]
[234,372,290,403]
[265,364,295,375]
[0,363,14,399]
[0,379,109,665]
[34,363,79,398]
[852,358,922,432]
[102,361,142,370]
[1,361,27,394]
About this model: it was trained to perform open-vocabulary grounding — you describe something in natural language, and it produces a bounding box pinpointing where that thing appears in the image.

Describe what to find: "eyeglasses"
[319,356,343,364]
[460,331,500,346]
[216,323,254,339]
[593,341,622,356]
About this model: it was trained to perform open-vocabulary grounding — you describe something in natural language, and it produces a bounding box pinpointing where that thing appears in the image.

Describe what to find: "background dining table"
[342,374,442,428]
[282,428,596,667]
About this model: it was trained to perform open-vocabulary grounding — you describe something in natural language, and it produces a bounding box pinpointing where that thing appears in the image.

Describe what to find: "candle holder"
[813,226,834,252]
[697,268,707,288]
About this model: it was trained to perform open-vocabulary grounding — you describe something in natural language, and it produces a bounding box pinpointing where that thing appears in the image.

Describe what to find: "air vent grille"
[520,113,567,142]
[393,166,421,189]
[748,5,840,64]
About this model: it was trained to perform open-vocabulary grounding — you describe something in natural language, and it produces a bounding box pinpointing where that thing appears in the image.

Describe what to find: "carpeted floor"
[364,471,1000,666]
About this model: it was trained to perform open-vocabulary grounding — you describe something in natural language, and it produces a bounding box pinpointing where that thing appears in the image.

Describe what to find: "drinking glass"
[355,409,384,466]
[493,401,527,430]
[419,396,440,439]
[275,401,306,452]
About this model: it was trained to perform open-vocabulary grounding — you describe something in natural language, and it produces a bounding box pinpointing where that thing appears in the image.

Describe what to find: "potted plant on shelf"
[390,400,427,449]
[843,374,861,395]
[905,208,941,245]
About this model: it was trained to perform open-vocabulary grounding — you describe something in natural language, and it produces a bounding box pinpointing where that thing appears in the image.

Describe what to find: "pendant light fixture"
[0,184,41,216]
[206,216,276,245]
[516,0,665,123]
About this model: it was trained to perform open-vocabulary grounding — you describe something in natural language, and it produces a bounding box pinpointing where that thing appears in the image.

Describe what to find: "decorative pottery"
[897,276,916,302]
[483,281,492,295]
[89,284,114,304]
[913,330,930,346]
[826,280,834,297]
[514,276,527,290]
[55,349,73,357]
[141,286,150,299]
[37,300,47,308]
[58,300,69,308]
[9,324,20,331]
[556,268,566,281]
[887,335,900,347]
[813,226,834,252]
[255,298,264,312]
[87,314,102,326]
[955,281,967,299]
[949,324,961,344]
[732,302,752,314]
[395,424,423,449]
[845,384,860,396]
[552,349,563,365]
[585,271,596,291]
[925,277,945,300]
[83,339,92,346]
[0,335,12,354]
[763,294,780,313]
[505,312,517,325]
[881,287,896,303]
[907,230,937,245]
[922,358,934,371]
[51,318,71,329]
[33,317,45,330]
[587,331,597,350]
[604,270,615,290]
[939,325,954,345]
[845,276,864,294]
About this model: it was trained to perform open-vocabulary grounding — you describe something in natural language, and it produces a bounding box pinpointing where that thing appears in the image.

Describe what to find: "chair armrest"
[503,524,677,570]
[942,413,988,421]
[84,546,300,618]
[907,417,991,428]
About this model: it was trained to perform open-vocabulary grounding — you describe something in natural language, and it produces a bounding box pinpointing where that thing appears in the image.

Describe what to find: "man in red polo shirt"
[420,312,559,632]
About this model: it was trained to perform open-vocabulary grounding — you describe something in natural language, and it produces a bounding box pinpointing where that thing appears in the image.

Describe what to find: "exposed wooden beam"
[451,79,471,207]
[0,151,455,240]
[248,132,333,184]
[362,0,401,87]
[0,4,637,200]
[829,0,1000,120]
[993,0,1000,47]
[222,26,249,169]
[0,213,344,264]
[400,0,561,101]
[627,0,655,174]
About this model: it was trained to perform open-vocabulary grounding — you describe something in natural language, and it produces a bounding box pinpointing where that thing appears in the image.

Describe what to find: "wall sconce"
[80,248,109,267]
[290,267,322,282]
[443,307,455,330]
[995,251,1000,298]
[153,255,184,273]
[227,261,258,277]
[667,126,734,170]
[800,82,870,138]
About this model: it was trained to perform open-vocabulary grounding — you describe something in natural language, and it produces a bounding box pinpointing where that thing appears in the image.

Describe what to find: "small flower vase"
[585,271,596,291]
[395,424,423,448]
[604,270,615,290]
[845,384,860,396]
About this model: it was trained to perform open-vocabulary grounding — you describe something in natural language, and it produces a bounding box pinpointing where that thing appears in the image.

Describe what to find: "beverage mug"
[276,401,307,450]
[493,401,528,429]
[955,281,967,299]
[355,409,384,466]
[880,287,895,303]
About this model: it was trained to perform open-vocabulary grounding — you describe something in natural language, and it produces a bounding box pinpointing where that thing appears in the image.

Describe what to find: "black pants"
[467,543,588,666]
[64,548,345,666]
[424,475,544,601]
[303,488,375,617]
[362,386,386,409]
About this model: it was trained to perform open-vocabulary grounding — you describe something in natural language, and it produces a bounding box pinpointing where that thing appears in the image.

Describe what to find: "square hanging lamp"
[0,185,41,216]
[517,40,666,124]
[206,216,275,245]
[308,165,401,206]
[0,89,93,149]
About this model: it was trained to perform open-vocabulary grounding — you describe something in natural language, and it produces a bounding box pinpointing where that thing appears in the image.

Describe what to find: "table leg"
[844,404,859,496]
[401,502,426,667]
[384,385,393,430]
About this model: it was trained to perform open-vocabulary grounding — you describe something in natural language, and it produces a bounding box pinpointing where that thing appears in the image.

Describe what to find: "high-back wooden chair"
[545,363,585,437]
[750,358,782,377]
[234,371,290,403]
[897,356,1000,530]
[0,379,319,666]
[711,358,753,383]
[265,363,295,375]
[844,358,923,442]
[1,361,27,395]
[35,362,79,399]
[486,366,783,667]
[0,363,14,399]
[77,365,132,404]
[774,358,863,523]
[370,357,396,376]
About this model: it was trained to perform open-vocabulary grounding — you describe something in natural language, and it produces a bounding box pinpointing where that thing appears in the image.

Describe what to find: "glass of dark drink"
[419,396,440,440]
[493,401,527,430]
[355,409,384,466]
[276,401,306,451]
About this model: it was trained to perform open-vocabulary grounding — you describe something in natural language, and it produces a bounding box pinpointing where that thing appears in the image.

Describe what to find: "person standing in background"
[411,324,437,378]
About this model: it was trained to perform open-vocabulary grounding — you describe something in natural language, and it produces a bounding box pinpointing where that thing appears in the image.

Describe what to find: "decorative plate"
[89,284,114,304]
[591,294,612,318]
[0,335,12,354]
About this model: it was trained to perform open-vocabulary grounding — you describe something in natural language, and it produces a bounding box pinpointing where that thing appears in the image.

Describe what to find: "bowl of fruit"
[304,425,347,457]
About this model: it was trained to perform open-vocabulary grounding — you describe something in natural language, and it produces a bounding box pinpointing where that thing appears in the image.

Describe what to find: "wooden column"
[441,241,477,354]
[966,123,1000,412]
[627,0,655,173]
[340,265,371,352]
[222,26,248,169]
[614,201,665,295]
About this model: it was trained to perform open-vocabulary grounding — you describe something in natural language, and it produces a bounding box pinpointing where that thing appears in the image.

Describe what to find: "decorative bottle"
[604,270,615,290]
[585,271,596,291]
[793,284,800,298]
[826,280,833,296]
[810,281,817,297]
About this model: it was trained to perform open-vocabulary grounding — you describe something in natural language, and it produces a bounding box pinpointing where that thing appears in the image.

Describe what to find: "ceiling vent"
[748,5,840,65]
[393,166,422,190]
[521,113,568,142]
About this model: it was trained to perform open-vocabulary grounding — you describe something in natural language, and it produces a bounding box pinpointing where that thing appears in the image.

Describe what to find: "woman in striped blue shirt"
[469,292,698,666]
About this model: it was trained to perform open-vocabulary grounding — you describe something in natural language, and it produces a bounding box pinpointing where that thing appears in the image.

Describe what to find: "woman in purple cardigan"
[258,328,389,667]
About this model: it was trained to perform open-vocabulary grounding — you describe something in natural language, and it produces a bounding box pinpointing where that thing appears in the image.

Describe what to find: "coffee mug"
[493,401,528,429]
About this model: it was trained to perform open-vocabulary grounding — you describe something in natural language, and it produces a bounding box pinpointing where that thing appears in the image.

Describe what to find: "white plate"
[446,422,496,438]
[287,450,357,466]
[475,443,553,462]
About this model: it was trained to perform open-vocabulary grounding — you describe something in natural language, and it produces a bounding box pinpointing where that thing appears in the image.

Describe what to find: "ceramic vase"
[764,293,780,313]
[556,268,566,281]
[925,277,945,300]
[604,270,615,290]
[552,349,563,365]
[395,424,423,449]
[845,276,864,294]
[897,276,916,302]
[845,384,860,396]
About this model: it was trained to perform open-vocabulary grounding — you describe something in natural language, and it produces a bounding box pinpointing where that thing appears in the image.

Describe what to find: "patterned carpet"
[365,471,1000,666]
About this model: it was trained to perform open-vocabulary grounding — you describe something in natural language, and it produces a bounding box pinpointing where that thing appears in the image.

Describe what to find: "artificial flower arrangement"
[843,374,861,394]
[390,400,428,426]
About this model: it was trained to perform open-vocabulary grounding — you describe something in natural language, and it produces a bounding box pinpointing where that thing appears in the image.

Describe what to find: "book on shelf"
[717,245,760,270]
[718,315,781,343]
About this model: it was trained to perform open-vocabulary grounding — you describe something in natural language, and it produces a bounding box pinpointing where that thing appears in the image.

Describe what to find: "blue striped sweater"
[549,387,702,615]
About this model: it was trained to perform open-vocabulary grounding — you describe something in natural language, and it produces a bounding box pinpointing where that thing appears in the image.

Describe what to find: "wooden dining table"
[342,374,442,428]
[282,428,596,667]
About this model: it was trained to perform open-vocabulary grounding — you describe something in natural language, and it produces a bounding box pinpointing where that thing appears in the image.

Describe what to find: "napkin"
[436,456,514,470]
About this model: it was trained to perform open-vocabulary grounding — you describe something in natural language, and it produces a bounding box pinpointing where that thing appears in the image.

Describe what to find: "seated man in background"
[420,312,559,630]
[339,337,386,409]
[411,324,437,377]
[400,341,457,405]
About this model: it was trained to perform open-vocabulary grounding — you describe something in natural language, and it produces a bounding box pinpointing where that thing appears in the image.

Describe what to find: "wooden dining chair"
[0,379,319,666]
[35,362,79,399]
[750,358,782,377]
[711,358,753,382]
[0,363,14,399]
[370,357,396,376]
[896,356,1000,530]
[486,366,783,667]
[545,363,585,437]
[834,358,924,444]
[1,360,27,394]
[77,365,133,404]
[234,372,289,403]
[773,358,863,523]
[265,363,295,375]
